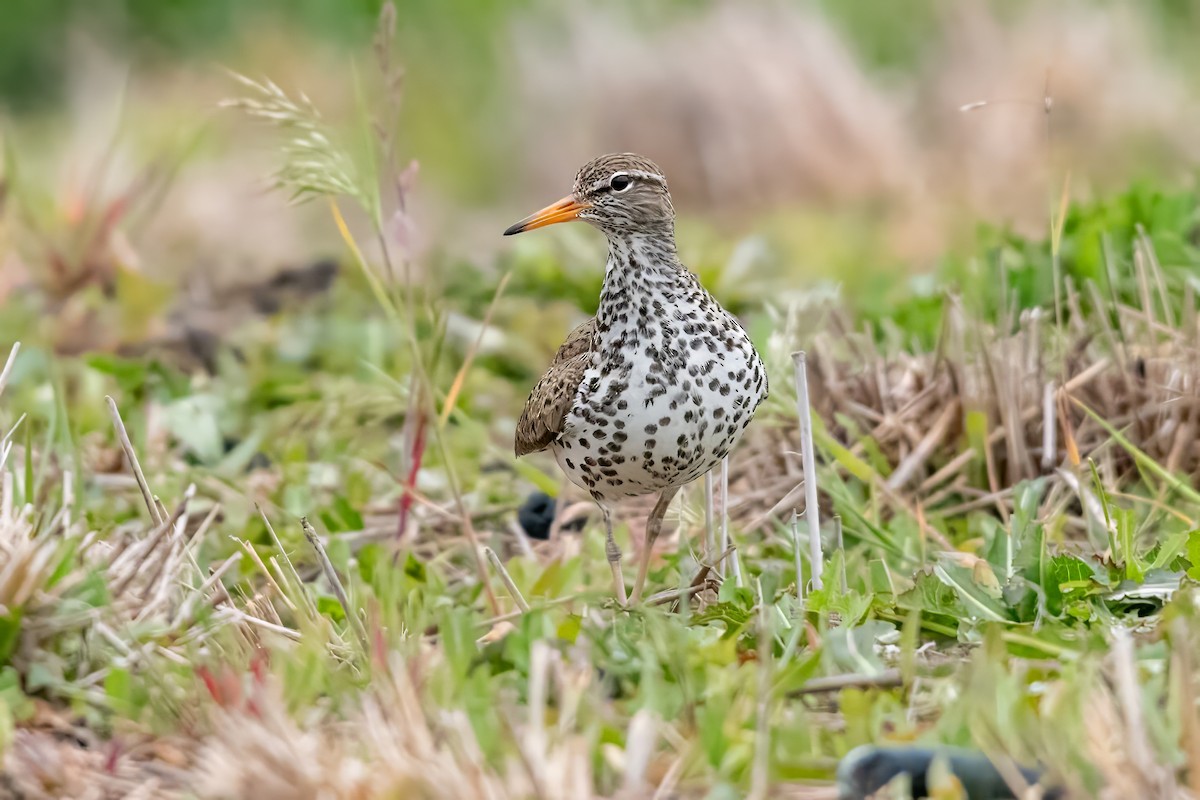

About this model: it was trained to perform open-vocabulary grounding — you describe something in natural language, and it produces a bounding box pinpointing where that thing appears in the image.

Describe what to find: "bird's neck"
[595,230,689,336]
[605,227,678,266]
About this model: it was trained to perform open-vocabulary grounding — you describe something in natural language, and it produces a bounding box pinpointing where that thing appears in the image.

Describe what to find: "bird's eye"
[609,174,632,193]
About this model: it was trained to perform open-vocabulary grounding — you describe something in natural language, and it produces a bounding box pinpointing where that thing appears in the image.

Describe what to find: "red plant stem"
[397,403,427,539]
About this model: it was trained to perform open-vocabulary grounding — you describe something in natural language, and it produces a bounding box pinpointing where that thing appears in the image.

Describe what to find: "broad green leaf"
[933,563,1013,623]
[692,601,752,640]
[1186,530,1200,581]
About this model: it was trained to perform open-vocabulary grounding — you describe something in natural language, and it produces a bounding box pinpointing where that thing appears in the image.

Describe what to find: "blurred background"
[2,0,1199,354]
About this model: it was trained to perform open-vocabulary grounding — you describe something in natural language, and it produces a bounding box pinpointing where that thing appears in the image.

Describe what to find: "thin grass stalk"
[791,351,823,590]
[236,537,297,613]
[233,67,501,616]
[301,516,370,654]
[427,422,502,615]
[477,593,580,629]
[721,458,742,586]
[1041,380,1057,470]
[258,504,318,619]
[748,578,772,800]
[527,640,550,792]
[623,710,657,796]
[483,546,530,613]
[789,510,804,598]
[704,470,716,565]
[834,514,847,593]
[1,469,12,525]
[0,341,19,399]
[440,271,512,426]
[61,469,73,533]
[1111,627,1162,789]
[395,398,426,541]
[1171,617,1200,796]
[105,396,163,526]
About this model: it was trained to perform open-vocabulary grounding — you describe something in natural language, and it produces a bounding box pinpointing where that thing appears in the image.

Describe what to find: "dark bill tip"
[503,221,527,236]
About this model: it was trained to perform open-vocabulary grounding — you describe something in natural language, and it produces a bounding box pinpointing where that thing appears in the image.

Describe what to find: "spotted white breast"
[552,237,767,505]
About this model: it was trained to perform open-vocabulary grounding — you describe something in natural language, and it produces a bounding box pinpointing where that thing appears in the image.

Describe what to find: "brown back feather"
[514,318,595,456]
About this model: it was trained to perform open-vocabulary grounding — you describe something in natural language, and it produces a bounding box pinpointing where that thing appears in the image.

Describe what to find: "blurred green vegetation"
[1,0,376,111]
[6,0,1199,208]
[7,0,1200,108]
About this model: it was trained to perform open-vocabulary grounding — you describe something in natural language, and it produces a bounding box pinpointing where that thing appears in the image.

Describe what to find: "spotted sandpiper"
[505,153,768,604]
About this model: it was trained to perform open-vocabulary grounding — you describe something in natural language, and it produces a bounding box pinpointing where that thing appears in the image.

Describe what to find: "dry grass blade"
[0,341,19,400]
[788,669,903,697]
[105,395,163,526]
[484,545,530,613]
[301,516,370,653]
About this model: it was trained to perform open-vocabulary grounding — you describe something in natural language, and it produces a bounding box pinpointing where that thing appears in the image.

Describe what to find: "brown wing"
[514,318,595,457]
[549,317,595,365]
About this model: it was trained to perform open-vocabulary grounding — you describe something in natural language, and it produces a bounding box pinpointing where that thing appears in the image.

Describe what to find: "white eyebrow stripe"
[588,170,666,193]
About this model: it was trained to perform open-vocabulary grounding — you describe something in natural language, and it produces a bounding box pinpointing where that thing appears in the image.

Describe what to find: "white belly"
[552,325,766,504]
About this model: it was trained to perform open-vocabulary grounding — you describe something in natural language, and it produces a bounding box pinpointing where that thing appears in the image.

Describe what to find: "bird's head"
[504,153,674,238]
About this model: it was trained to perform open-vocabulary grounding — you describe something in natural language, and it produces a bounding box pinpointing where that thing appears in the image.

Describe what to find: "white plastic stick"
[791,351,823,591]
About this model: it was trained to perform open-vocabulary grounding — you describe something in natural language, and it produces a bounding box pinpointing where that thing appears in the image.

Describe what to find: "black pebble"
[517,491,585,540]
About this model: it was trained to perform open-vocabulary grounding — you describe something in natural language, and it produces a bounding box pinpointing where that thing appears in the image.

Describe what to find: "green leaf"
[72,570,111,608]
[772,650,822,695]
[1147,530,1191,571]
[933,563,1013,622]
[530,557,578,599]
[692,601,752,640]
[696,692,731,767]
[403,552,427,583]
[1186,531,1200,581]
[0,666,34,722]
[85,354,149,395]
[317,595,346,622]
[556,614,582,644]
[45,537,80,589]
[0,611,20,665]
[104,666,147,720]
[813,417,876,482]
[322,494,364,533]
[512,460,560,496]
[897,570,965,619]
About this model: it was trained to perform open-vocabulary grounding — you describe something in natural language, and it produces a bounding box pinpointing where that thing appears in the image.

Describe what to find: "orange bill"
[504,195,590,235]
